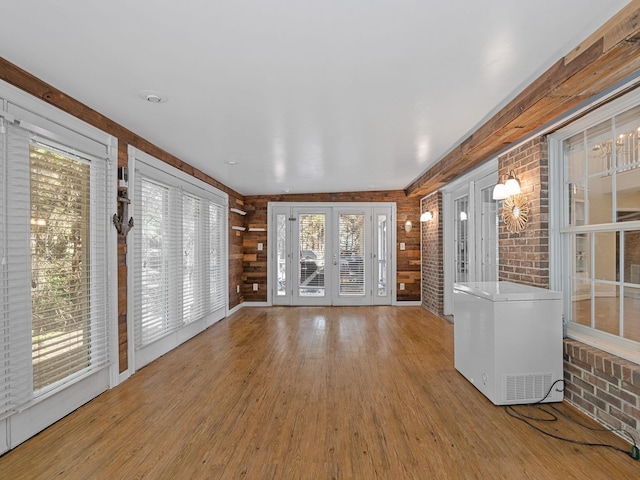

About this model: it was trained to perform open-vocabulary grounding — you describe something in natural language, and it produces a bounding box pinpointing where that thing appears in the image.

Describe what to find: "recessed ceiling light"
[224,160,239,166]
[138,90,168,104]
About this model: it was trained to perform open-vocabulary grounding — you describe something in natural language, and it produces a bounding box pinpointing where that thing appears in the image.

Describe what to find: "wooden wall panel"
[243,191,421,303]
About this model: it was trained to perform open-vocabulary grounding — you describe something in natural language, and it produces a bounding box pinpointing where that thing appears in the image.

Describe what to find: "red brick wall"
[497,135,640,447]
[242,191,421,302]
[497,137,550,287]
[564,340,640,446]
[421,192,443,315]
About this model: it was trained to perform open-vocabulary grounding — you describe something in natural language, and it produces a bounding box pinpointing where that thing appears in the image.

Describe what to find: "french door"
[271,203,394,305]
[443,165,498,314]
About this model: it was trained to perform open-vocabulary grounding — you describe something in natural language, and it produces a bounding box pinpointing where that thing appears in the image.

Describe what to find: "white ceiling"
[1,1,631,195]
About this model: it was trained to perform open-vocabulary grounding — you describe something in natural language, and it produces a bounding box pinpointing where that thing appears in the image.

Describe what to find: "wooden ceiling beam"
[405,0,640,198]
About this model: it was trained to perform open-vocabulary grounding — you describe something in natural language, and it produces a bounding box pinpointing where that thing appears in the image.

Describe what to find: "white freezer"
[453,281,563,405]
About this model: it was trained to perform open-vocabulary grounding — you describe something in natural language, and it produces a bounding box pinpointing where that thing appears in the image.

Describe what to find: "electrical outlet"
[257,243,263,251]
[399,242,405,251]
[400,283,405,290]
[236,285,240,293]
[253,283,258,291]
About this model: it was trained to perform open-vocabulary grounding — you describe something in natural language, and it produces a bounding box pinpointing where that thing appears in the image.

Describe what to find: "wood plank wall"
[0,58,246,372]
[242,191,421,302]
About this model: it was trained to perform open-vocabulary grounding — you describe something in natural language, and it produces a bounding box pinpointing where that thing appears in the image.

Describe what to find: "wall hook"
[113,190,134,236]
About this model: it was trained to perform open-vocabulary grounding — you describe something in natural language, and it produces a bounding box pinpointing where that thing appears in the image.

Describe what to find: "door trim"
[267,202,396,306]
[441,159,497,315]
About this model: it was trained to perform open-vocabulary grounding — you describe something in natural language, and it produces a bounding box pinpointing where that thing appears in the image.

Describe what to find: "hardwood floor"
[0,306,638,479]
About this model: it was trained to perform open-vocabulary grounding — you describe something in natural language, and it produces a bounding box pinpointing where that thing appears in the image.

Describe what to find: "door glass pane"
[30,146,91,391]
[299,214,325,297]
[480,185,497,282]
[182,194,200,324]
[377,214,388,296]
[276,214,287,296]
[339,214,365,296]
[454,196,469,283]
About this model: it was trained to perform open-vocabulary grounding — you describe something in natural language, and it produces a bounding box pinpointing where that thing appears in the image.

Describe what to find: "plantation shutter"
[0,122,33,419]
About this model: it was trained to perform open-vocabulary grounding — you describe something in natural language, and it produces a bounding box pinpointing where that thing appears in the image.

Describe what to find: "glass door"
[373,207,392,305]
[454,193,471,283]
[270,203,393,306]
[442,163,498,315]
[476,175,498,282]
[333,209,370,305]
[294,208,332,305]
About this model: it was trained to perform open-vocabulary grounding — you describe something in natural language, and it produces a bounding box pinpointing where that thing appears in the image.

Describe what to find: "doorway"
[270,203,395,305]
[443,162,499,314]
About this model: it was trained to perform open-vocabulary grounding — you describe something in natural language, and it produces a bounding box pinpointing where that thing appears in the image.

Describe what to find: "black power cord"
[504,379,639,461]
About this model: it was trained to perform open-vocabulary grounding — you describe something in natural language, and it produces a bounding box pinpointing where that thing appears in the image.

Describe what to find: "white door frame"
[442,159,498,315]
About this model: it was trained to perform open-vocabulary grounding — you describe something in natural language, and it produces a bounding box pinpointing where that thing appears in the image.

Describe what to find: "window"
[30,144,108,393]
[0,112,114,438]
[552,92,640,361]
[131,148,226,369]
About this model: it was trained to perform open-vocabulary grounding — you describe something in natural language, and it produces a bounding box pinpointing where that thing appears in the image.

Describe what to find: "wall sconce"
[492,170,521,200]
[420,211,433,222]
[493,169,528,233]
[405,220,412,233]
[113,190,134,236]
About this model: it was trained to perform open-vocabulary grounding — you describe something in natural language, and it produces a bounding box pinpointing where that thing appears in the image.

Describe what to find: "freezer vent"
[504,373,553,403]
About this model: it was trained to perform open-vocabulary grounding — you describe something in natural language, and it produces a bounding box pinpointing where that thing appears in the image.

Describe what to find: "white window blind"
[134,179,182,347]
[209,201,225,311]
[339,214,365,296]
[182,193,202,324]
[0,122,33,419]
[0,120,111,418]
[134,162,226,351]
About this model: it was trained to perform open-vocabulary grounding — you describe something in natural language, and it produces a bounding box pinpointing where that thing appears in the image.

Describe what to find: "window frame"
[0,79,117,453]
[549,87,640,364]
[128,146,228,371]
